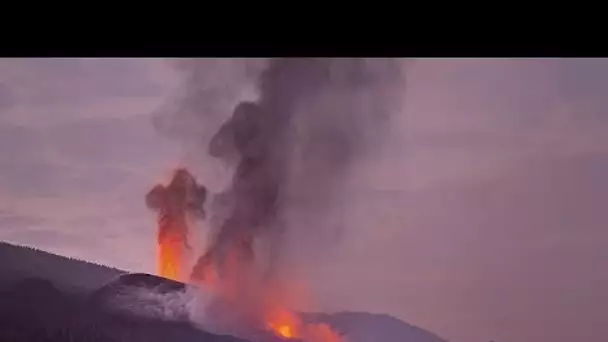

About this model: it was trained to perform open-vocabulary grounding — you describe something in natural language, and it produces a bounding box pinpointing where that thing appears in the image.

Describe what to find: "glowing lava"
[266,306,301,339]
[156,229,183,281]
[264,297,342,342]
[278,325,293,338]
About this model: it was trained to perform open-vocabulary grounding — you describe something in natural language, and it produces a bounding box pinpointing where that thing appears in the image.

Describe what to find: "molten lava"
[156,226,187,281]
[265,305,301,339]
[278,325,293,338]
[265,304,342,342]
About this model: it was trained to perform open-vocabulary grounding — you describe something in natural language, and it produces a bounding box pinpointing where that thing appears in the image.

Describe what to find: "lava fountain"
[146,168,208,282]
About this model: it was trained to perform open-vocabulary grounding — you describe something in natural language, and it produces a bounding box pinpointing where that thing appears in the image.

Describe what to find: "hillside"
[0,241,124,293]
[0,241,450,342]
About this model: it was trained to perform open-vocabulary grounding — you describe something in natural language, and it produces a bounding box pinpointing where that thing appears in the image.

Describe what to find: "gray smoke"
[154,58,406,282]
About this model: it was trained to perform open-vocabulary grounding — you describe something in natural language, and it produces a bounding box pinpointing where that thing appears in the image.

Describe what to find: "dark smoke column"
[190,101,270,284]
[190,59,344,284]
[175,58,402,342]
[146,169,207,282]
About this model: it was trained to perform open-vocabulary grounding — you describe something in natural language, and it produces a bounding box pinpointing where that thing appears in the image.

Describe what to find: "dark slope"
[0,241,124,293]
[0,275,245,342]
[0,242,241,342]
[0,242,449,342]
[89,273,191,322]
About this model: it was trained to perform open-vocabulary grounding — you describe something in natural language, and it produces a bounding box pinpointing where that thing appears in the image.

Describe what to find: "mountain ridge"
[0,241,124,293]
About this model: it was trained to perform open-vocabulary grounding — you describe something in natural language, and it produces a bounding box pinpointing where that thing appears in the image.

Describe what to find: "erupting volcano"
[148,165,342,342]
[148,58,405,342]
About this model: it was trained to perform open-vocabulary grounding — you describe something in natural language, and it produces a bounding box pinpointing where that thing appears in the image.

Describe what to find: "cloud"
[310,151,608,342]
[0,156,142,198]
[0,58,177,127]
[44,114,173,166]
[0,81,15,109]
[0,123,48,163]
[0,58,179,272]
[0,210,47,231]
[0,58,171,102]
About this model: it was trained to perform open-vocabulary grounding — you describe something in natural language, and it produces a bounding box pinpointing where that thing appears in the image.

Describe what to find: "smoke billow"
[155,59,405,280]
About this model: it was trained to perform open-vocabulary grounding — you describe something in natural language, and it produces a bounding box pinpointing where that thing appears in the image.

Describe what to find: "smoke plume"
[153,59,406,336]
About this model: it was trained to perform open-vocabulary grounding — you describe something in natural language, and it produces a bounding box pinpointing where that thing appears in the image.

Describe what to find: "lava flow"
[266,306,301,339]
[264,303,341,342]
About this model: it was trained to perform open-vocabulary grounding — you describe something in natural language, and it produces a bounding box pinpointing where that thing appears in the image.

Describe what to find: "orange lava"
[278,325,294,338]
[157,230,186,281]
[266,305,302,339]
[265,307,342,342]
[263,291,342,342]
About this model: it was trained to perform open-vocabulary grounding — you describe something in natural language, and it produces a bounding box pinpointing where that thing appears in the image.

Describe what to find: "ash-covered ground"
[0,241,448,342]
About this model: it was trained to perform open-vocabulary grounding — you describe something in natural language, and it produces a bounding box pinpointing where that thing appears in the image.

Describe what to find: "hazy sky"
[1,58,607,342]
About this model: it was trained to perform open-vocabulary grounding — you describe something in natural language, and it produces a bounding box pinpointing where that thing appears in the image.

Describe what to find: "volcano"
[0,241,448,342]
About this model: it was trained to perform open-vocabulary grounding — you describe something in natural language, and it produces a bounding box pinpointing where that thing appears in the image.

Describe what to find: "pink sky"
[1,58,607,342]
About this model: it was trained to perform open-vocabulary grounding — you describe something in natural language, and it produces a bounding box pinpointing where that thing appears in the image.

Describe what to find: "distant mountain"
[0,241,449,342]
[304,312,449,342]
